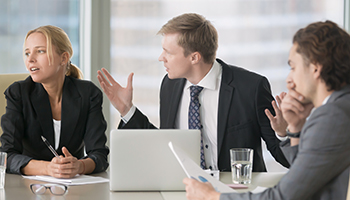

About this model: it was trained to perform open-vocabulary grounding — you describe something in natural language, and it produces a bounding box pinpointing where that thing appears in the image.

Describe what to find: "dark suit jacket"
[221,86,350,200]
[0,76,109,174]
[121,59,289,172]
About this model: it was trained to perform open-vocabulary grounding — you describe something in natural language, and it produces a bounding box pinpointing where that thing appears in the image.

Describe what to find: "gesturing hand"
[265,92,288,137]
[97,68,134,116]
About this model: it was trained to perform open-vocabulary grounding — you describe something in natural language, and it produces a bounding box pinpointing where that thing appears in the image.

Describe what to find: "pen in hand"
[41,136,59,157]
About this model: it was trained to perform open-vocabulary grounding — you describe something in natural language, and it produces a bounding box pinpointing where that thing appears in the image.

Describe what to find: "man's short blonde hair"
[158,13,218,64]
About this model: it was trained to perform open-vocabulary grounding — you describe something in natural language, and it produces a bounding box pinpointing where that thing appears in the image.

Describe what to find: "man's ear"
[312,63,322,79]
[191,52,201,64]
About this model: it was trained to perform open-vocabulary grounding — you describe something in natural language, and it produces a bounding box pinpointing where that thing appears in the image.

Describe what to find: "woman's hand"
[46,147,82,178]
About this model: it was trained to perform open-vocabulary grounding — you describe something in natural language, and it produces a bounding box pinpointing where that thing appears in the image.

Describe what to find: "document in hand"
[168,142,235,193]
[22,175,109,186]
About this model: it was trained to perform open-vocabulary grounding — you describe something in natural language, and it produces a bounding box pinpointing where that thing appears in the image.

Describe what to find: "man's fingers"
[287,89,304,102]
[280,92,287,99]
[271,100,282,117]
[281,101,304,114]
[183,177,192,185]
[99,82,109,95]
[97,70,111,86]
[286,82,296,90]
[101,68,118,85]
[126,73,134,90]
[275,95,282,105]
[283,94,305,112]
[265,108,275,121]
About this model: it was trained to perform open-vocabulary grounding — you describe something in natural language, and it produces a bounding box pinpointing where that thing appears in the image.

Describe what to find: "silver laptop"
[109,129,200,191]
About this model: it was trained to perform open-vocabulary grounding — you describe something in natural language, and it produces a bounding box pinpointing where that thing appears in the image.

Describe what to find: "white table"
[4,172,285,200]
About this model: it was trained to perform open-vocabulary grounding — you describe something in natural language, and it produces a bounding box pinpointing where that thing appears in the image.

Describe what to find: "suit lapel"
[216,59,235,156]
[59,77,81,149]
[31,83,55,144]
[165,79,186,128]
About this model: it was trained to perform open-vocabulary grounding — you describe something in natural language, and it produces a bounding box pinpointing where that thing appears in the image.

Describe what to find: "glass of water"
[230,148,253,184]
[0,152,7,189]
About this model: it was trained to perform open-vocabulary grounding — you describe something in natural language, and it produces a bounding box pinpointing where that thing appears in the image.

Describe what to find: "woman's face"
[24,32,66,84]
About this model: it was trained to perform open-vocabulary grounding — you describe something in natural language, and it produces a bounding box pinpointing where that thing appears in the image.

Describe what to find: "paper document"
[251,186,268,194]
[22,174,109,186]
[168,142,235,193]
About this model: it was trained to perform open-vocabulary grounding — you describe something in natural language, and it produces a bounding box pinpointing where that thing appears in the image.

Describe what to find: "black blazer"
[0,76,109,174]
[121,59,289,172]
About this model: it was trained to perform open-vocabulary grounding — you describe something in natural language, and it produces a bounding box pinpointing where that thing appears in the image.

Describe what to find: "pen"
[41,136,59,157]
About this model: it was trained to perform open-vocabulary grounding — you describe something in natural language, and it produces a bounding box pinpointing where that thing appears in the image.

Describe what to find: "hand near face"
[265,92,288,137]
[281,83,314,132]
[46,147,81,178]
[97,68,134,116]
[183,178,220,200]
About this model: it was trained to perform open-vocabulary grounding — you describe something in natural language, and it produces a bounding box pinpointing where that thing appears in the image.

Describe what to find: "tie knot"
[190,86,203,98]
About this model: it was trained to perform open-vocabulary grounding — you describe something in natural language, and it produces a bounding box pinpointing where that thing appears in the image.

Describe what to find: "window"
[0,0,80,74]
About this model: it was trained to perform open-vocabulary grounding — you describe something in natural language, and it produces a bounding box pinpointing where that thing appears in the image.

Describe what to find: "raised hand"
[97,68,134,116]
[265,92,288,137]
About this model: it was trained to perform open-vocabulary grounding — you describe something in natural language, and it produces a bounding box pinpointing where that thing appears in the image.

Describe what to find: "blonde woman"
[0,25,109,178]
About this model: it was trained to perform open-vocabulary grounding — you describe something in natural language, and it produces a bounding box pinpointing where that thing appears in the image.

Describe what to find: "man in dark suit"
[98,13,289,172]
[183,20,350,200]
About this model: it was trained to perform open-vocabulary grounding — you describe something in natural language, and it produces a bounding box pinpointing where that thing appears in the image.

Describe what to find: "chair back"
[0,73,29,136]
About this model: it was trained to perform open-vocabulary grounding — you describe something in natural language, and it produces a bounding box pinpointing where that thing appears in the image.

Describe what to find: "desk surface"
[3,172,285,200]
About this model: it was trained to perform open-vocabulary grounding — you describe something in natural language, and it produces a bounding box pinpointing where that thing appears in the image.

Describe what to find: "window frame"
[80,0,111,143]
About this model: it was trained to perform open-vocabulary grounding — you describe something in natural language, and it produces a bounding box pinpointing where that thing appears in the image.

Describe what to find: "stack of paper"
[23,175,109,186]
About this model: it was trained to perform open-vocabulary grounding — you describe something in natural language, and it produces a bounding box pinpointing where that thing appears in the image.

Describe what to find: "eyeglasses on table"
[30,183,68,195]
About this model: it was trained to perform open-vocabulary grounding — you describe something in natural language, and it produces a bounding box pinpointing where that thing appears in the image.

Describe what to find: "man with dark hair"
[184,20,350,200]
[97,13,289,172]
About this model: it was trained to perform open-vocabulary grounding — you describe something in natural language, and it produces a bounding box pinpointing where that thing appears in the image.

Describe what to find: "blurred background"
[0,0,346,171]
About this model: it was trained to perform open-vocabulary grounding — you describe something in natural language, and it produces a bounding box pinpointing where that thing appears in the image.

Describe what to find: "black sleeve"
[83,86,110,173]
[256,77,290,168]
[118,108,158,129]
[0,82,32,174]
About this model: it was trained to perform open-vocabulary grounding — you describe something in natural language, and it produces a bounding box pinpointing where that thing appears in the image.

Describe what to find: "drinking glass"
[230,148,253,184]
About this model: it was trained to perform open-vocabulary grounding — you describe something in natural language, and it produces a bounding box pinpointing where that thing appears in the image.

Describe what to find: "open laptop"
[109,129,200,191]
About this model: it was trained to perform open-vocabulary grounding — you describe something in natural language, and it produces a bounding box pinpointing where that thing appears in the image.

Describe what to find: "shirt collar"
[185,60,222,90]
[322,95,331,105]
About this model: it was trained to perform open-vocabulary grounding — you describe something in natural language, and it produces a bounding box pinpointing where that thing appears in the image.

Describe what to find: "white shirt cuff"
[121,105,136,124]
[275,132,288,141]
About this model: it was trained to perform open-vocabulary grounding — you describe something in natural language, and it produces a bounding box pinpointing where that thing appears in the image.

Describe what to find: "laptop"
[109,129,200,191]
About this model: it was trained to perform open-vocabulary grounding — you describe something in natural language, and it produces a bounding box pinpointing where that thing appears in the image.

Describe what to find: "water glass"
[230,148,253,184]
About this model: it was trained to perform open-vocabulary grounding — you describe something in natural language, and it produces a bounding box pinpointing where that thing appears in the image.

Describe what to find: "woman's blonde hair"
[24,25,83,79]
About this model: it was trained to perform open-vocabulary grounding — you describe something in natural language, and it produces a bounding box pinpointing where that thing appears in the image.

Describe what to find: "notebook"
[109,129,201,191]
